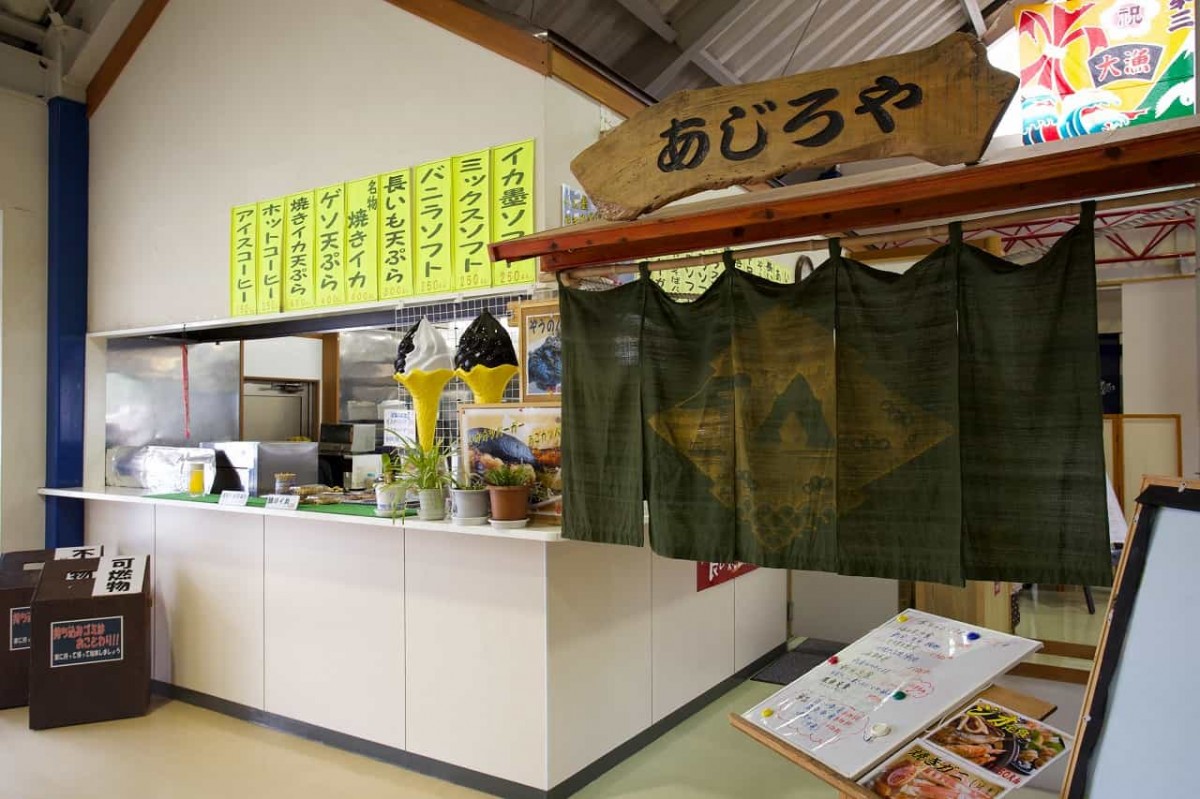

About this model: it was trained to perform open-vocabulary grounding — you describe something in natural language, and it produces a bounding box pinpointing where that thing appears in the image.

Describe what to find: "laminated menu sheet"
[741,609,1041,779]
[859,698,1073,797]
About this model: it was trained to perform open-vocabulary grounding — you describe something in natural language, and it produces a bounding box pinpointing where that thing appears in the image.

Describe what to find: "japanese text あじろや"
[657,75,923,173]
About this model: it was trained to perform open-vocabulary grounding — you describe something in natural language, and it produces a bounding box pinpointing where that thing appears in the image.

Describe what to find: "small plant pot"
[449,488,489,520]
[487,485,530,522]
[417,488,446,521]
[375,484,403,518]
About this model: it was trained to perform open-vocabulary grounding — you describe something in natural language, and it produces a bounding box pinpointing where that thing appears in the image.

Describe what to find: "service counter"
[39,487,787,797]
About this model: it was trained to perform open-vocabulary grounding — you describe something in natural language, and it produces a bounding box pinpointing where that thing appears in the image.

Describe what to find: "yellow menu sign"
[284,191,315,311]
[315,183,346,307]
[256,198,284,314]
[344,177,379,304]
[452,150,491,290]
[491,139,536,287]
[379,168,414,300]
[414,160,453,295]
[230,204,257,316]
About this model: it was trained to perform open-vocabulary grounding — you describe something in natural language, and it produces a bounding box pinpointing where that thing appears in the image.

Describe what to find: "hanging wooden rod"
[492,118,1200,272]
[562,185,1200,281]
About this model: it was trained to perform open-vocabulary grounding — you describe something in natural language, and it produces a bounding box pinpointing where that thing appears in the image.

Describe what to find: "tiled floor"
[0,682,1058,799]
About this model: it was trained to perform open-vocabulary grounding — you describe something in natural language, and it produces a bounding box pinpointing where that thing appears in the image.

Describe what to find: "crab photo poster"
[1017,0,1195,144]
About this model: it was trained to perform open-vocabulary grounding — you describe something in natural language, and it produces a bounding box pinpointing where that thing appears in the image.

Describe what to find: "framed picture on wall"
[515,299,562,403]
[459,403,562,520]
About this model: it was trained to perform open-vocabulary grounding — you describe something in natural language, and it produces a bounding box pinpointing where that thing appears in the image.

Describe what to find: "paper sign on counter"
[219,491,249,507]
[265,494,300,511]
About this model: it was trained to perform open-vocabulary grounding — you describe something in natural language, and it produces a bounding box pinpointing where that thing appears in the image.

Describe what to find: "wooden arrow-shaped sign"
[572,34,1018,221]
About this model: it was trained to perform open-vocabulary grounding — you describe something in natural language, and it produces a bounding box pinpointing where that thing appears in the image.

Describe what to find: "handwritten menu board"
[742,609,1040,779]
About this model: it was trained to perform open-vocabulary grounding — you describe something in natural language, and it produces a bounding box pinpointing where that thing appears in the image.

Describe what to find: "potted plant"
[483,463,533,523]
[398,438,453,521]
[374,449,406,518]
[449,473,489,524]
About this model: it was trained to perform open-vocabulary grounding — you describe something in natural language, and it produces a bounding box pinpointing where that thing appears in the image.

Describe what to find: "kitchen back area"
[101,294,523,500]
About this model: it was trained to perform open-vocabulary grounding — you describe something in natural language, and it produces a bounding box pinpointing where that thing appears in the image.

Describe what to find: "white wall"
[790,571,898,643]
[0,88,48,552]
[1122,279,1200,476]
[88,0,552,332]
[242,337,322,381]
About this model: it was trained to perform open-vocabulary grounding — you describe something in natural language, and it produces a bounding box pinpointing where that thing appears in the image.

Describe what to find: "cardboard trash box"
[0,568,39,709]
[28,555,150,730]
[0,545,104,709]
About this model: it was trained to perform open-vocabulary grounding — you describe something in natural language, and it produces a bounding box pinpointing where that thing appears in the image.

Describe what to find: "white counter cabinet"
[49,489,786,797]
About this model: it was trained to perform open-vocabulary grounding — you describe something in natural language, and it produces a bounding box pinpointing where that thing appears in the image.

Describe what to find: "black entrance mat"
[751,638,846,686]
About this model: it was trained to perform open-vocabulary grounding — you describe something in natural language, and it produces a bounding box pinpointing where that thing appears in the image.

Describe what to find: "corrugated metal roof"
[707,0,969,82]
[476,0,990,98]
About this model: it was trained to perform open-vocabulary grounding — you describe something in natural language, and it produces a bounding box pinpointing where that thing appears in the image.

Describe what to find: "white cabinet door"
[264,516,405,749]
[154,506,265,708]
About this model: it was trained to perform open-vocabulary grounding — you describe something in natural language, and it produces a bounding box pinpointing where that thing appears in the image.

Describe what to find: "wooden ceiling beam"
[486,118,1200,271]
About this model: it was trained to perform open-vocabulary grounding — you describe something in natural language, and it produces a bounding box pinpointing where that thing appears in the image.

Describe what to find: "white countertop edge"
[38,487,564,543]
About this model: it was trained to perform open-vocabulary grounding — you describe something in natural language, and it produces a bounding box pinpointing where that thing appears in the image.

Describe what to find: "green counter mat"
[145,493,416,519]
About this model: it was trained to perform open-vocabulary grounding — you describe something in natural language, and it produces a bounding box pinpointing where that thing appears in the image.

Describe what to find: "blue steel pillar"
[45,97,88,547]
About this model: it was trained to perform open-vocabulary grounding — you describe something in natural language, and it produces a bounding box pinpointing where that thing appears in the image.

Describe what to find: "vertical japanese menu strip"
[491,139,536,287]
[451,150,492,290]
[315,183,347,307]
[344,177,380,304]
[378,168,414,299]
[284,191,316,311]
[256,198,285,313]
[230,204,258,316]
[414,160,453,296]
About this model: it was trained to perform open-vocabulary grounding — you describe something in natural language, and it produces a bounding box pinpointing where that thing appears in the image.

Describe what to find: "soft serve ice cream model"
[454,310,518,404]
[393,318,454,451]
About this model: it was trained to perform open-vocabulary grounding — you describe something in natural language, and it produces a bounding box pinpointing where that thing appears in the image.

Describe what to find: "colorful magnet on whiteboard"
[828,656,839,665]
[966,631,981,641]
[897,614,909,622]
[892,690,907,700]
[870,723,891,738]
[761,708,774,718]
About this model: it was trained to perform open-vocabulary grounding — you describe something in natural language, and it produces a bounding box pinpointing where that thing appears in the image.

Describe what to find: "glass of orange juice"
[187,463,206,497]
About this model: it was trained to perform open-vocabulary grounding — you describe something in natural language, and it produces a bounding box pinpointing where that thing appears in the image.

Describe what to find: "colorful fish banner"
[1017,0,1195,145]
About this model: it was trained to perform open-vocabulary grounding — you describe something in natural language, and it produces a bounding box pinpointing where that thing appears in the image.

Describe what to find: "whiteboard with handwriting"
[742,609,1040,779]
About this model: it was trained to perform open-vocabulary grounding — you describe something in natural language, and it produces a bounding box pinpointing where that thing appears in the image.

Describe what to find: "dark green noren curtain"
[559,276,645,547]
[731,262,838,571]
[959,202,1111,586]
[558,215,1111,588]
[642,267,736,561]
[833,233,963,585]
